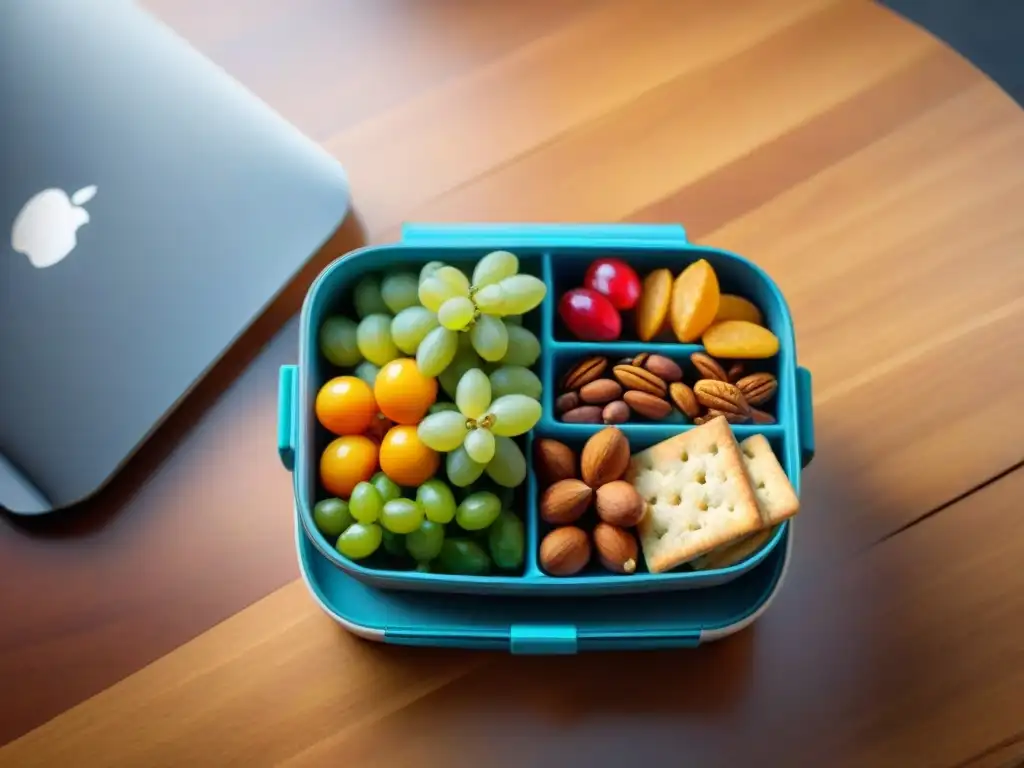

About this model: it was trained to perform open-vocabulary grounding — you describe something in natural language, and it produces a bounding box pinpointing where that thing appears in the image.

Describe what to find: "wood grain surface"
[2,1,1023,765]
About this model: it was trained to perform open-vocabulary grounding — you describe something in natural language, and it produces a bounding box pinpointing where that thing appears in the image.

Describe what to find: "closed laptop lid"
[0,0,351,513]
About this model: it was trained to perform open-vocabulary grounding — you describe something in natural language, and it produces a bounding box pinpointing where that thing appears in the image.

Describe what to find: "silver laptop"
[1,0,352,514]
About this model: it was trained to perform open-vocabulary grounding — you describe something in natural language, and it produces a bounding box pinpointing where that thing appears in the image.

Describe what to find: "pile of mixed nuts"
[555,351,779,425]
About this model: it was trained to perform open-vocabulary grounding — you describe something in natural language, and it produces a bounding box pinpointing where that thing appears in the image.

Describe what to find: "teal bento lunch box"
[278,223,815,601]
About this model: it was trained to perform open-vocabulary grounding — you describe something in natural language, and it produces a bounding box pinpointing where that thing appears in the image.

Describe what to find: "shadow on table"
[1,210,367,540]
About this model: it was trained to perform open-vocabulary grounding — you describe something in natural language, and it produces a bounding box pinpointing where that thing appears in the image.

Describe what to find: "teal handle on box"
[401,222,687,246]
[797,366,815,468]
[278,365,298,472]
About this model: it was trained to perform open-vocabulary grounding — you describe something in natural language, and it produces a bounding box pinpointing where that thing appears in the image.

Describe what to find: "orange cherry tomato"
[374,358,437,425]
[320,435,379,497]
[378,425,439,487]
[315,376,377,436]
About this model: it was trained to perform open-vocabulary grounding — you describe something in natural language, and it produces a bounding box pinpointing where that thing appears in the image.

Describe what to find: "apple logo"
[10,185,97,269]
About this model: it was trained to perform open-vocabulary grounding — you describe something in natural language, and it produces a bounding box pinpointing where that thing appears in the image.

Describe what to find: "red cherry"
[558,288,622,341]
[583,258,641,310]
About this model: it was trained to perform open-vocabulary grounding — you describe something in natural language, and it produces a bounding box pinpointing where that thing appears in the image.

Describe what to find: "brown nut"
[623,390,673,420]
[631,352,651,368]
[669,381,701,420]
[540,479,592,525]
[540,526,591,576]
[727,363,746,383]
[690,352,729,382]
[736,372,778,407]
[705,408,751,424]
[751,407,776,425]
[693,380,751,421]
[595,481,646,527]
[602,400,630,425]
[644,354,683,383]
[612,364,667,397]
[593,523,639,575]
[555,391,580,415]
[534,439,577,488]
[579,378,623,405]
[561,406,603,424]
[580,426,631,488]
[562,356,608,391]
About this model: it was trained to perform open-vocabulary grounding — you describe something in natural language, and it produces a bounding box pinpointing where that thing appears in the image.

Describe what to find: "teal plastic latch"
[277,365,298,472]
[796,366,815,468]
[400,222,687,246]
[510,625,578,655]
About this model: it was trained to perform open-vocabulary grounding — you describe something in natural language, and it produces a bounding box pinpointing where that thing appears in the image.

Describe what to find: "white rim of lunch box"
[294,508,794,645]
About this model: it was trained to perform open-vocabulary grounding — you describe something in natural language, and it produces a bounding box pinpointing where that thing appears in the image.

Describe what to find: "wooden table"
[3,1,1023,765]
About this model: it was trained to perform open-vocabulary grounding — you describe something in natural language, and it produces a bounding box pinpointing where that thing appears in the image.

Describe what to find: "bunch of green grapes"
[417,368,539,488]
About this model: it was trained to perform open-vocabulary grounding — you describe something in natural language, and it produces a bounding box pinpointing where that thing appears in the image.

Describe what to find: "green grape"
[503,314,523,326]
[381,272,421,314]
[488,366,542,400]
[470,314,509,362]
[381,529,406,557]
[495,274,547,315]
[438,539,491,575]
[420,261,446,283]
[488,511,525,570]
[415,562,433,573]
[370,472,402,504]
[336,523,383,560]
[473,283,505,315]
[501,325,541,367]
[435,265,471,296]
[416,325,458,378]
[428,402,461,415]
[380,498,425,534]
[446,446,487,487]
[318,316,362,367]
[464,428,496,464]
[458,329,475,351]
[455,368,491,420]
[417,411,469,452]
[496,484,516,511]
[313,498,352,537]
[486,394,541,437]
[353,361,381,387]
[356,314,400,366]
[438,346,482,399]
[455,491,502,531]
[438,296,476,331]
[486,437,527,488]
[472,250,519,287]
[349,481,383,524]
[390,306,438,354]
[416,479,457,524]
[406,520,445,563]
[353,276,389,318]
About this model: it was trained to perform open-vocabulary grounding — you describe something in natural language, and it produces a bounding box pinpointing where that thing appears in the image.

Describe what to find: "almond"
[595,481,645,527]
[623,390,672,420]
[561,405,603,424]
[562,356,607,391]
[540,526,591,576]
[540,479,592,524]
[534,439,577,488]
[751,407,776,425]
[693,379,751,421]
[612,364,667,397]
[579,378,623,405]
[668,381,701,419]
[602,400,630,424]
[643,354,683,383]
[555,391,580,415]
[736,372,778,406]
[593,523,639,574]
[580,426,631,488]
[690,352,729,382]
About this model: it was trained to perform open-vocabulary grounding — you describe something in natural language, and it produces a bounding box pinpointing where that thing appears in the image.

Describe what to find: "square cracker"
[630,416,763,574]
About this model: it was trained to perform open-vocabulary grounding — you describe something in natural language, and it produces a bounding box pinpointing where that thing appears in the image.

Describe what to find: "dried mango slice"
[702,320,779,359]
[669,259,720,342]
[715,294,763,326]
[636,268,672,341]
